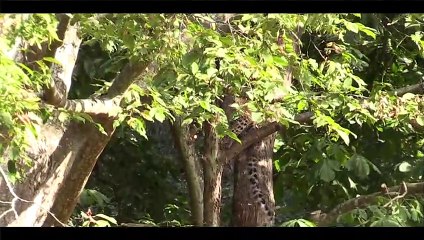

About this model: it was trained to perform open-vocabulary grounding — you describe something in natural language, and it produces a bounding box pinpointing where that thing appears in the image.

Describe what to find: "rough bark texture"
[0,122,68,226]
[43,115,115,226]
[172,118,204,226]
[202,122,222,226]
[0,14,84,226]
[0,14,152,226]
[232,130,277,227]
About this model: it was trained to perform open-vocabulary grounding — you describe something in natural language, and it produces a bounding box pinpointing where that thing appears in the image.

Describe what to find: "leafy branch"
[309,181,424,226]
[223,81,424,162]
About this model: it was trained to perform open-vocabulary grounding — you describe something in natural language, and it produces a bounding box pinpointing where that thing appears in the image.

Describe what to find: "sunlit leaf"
[398,161,412,172]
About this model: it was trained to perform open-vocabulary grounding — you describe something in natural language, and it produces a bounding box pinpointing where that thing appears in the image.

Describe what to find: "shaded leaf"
[346,154,370,179]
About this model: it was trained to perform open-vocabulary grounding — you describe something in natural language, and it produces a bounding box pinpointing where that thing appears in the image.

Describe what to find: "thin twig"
[312,41,327,61]
[383,182,408,207]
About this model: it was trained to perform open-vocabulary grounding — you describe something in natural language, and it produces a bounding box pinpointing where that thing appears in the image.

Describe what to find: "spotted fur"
[224,111,275,225]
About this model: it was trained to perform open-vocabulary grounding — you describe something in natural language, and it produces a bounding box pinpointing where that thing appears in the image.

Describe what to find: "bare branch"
[394,82,424,96]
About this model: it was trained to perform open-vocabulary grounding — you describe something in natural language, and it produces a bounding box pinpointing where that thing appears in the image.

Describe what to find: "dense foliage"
[1,13,424,227]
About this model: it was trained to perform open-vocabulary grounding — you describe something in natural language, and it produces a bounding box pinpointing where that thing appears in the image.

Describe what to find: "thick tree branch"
[43,14,81,107]
[46,60,152,116]
[219,82,424,163]
[62,98,120,115]
[394,82,424,96]
[39,15,153,116]
[104,61,152,99]
[219,122,282,164]
[310,182,424,226]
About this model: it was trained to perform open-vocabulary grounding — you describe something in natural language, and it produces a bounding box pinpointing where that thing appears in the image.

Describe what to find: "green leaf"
[191,62,199,75]
[357,24,376,39]
[154,110,166,122]
[367,160,382,174]
[296,219,316,227]
[58,112,68,122]
[227,131,241,144]
[206,68,218,77]
[281,219,298,227]
[7,160,17,175]
[335,128,350,146]
[95,123,107,135]
[182,50,200,69]
[182,118,193,126]
[326,61,337,75]
[342,78,352,89]
[0,112,14,126]
[142,109,154,122]
[43,57,61,65]
[314,114,329,128]
[416,116,424,126]
[274,160,281,172]
[398,161,412,172]
[127,118,147,138]
[308,59,318,70]
[297,100,308,111]
[402,93,416,101]
[348,177,357,190]
[273,56,288,67]
[263,54,273,65]
[319,159,336,182]
[216,48,227,58]
[329,144,348,163]
[346,154,370,179]
[199,101,211,112]
[344,21,359,33]
[94,219,111,227]
[95,214,117,225]
[251,112,263,123]
[370,218,402,227]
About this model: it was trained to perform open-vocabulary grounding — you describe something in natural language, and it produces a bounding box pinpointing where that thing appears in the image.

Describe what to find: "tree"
[1,13,424,227]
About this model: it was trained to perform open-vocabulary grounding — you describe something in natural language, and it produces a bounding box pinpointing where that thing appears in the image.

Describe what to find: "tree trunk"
[202,121,222,226]
[1,116,115,226]
[0,14,152,226]
[172,118,204,226]
[43,115,115,226]
[232,129,277,227]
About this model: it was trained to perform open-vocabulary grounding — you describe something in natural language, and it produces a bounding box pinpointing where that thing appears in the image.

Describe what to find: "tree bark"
[232,130,277,227]
[42,115,115,226]
[172,118,204,226]
[202,121,222,226]
[0,14,152,226]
